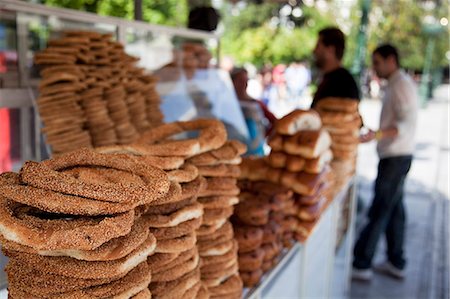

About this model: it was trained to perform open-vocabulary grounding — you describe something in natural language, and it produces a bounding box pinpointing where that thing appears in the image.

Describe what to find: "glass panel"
[0,10,19,88]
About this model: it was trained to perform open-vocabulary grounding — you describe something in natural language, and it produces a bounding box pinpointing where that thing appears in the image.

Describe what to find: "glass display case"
[0,0,248,291]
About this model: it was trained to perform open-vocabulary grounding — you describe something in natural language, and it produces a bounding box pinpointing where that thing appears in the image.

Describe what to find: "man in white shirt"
[353,44,418,280]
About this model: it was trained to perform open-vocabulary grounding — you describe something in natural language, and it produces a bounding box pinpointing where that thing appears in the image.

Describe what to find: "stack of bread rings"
[313,97,361,190]
[240,109,335,242]
[34,30,163,154]
[134,118,245,299]
[0,148,173,298]
[186,139,246,299]
[231,179,294,287]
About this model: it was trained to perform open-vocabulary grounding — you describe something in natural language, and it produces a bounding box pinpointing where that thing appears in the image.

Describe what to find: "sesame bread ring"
[146,181,183,206]
[136,119,227,157]
[96,145,185,170]
[200,256,236,274]
[4,234,156,280]
[0,216,151,261]
[0,197,135,251]
[198,196,239,209]
[181,281,202,299]
[145,202,204,228]
[196,218,228,237]
[147,252,181,272]
[275,109,322,135]
[197,231,234,254]
[155,232,197,253]
[7,261,151,299]
[153,247,197,274]
[167,163,199,183]
[196,284,210,299]
[181,175,207,199]
[262,259,275,272]
[131,288,152,299]
[6,259,117,295]
[266,151,287,169]
[151,217,202,240]
[199,177,240,197]
[238,248,265,272]
[150,267,200,299]
[196,164,241,178]
[151,251,200,282]
[0,172,168,216]
[241,269,263,287]
[20,148,170,204]
[200,240,238,267]
[234,226,264,253]
[267,134,284,151]
[261,241,282,262]
[199,239,235,257]
[186,140,247,166]
[202,206,234,226]
[197,221,233,243]
[202,262,239,287]
[145,196,197,216]
[319,110,360,125]
[208,274,243,297]
[314,97,359,113]
[286,154,306,172]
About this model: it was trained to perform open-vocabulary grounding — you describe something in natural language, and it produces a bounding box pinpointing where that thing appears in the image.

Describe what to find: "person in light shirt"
[353,44,418,281]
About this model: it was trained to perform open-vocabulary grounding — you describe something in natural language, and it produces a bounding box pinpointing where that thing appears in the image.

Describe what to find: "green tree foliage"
[346,0,449,70]
[221,3,335,68]
[43,0,187,26]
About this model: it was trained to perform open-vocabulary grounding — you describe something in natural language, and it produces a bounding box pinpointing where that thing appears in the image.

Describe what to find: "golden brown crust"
[4,235,156,279]
[151,269,200,299]
[155,232,197,253]
[284,129,332,158]
[22,148,170,204]
[208,274,243,297]
[0,197,135,251]
[267,134,284,151]
[186,140,247,166]
[266,151,287,169]
[0,172,145,216]
[196,164,241,178]
[201,206,234,226]
[151,217,202,241]
[136,119,227,157]
[240,269,263,287]
[199,177,240,197]
[167,163,199,183]
[275,109,322,135]
[198,196,239,209]
[0,216,151,261]
[145,202,203,228]
[238,248,265,272]
[280,167,329,196]
[303,149,333,174]
[8,261,151,298]
[314,97,359,113]
[151,252,200,282]
[285,154,306,172]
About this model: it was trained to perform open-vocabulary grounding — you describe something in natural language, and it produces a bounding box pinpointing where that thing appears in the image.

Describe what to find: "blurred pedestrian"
[231,67,276,156]
[353,44,418,281]
[311,27,360,108]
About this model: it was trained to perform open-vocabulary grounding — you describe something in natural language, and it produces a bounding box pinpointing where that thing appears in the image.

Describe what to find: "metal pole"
[419,37,436,107]
[134,0,142,21]
[351,0,371,89]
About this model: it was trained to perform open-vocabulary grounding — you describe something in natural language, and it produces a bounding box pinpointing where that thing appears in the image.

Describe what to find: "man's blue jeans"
[353,155,413,270]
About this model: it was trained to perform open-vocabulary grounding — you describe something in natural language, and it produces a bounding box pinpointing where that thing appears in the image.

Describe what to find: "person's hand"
[359,129,376,143]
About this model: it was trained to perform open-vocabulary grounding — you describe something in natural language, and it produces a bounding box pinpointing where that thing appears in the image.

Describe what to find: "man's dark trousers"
[353,155,413,270]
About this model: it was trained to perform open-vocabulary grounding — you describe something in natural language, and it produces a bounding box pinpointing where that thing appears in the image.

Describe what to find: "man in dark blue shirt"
[311,27,360,107]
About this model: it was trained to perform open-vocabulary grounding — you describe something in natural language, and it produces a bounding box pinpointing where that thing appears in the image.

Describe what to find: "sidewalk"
[350,85,450,299]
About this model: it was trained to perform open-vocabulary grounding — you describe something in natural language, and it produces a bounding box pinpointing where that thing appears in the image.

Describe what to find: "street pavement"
[350,84,449,299]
